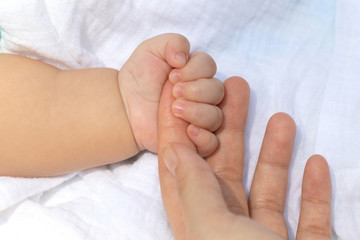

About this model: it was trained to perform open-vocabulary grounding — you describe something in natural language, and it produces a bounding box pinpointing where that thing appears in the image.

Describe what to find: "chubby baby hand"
[170,52,224,157]
[118,33,223,157]
[118,34,191,153]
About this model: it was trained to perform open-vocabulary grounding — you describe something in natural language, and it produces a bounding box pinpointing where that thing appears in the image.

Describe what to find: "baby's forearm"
[0,54,138,177]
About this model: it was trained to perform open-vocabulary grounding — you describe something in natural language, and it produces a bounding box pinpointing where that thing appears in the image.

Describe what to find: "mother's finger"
[158,80,196,240]
[296,155,332,240]
[249,113,296,239]
[206,76,250,216]
[163,143,228,238]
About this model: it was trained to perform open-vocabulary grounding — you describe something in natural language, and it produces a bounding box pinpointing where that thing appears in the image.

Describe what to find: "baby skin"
[0,33,224,177]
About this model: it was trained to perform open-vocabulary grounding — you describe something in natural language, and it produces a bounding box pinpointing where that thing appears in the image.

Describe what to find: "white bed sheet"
[0,0,359,239]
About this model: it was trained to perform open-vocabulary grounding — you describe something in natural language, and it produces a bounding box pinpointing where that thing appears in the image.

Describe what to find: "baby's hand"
[118,34,190,153]
[169,52,224,157]
[118,33,223,157]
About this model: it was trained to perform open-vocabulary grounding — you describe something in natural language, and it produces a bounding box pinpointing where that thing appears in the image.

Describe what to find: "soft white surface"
[0,0,359,239]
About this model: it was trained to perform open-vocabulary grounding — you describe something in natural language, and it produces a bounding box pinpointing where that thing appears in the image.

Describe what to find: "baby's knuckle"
[210,107,223,131]
[187,84,201,99]
[167,33,189,45]
[195,52,217,74]
[204,132,215,146]
[214,79,225,103]
[203,133,219,156]
[207,56,217,74]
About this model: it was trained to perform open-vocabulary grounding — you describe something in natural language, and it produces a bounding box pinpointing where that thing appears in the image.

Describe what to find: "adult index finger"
[158,80,195,240]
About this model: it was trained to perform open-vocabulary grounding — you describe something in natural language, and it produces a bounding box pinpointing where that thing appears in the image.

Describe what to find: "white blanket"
[0,0,359,239]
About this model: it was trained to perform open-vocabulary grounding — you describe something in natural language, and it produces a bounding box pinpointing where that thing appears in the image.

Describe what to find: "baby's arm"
[0,54,138,177]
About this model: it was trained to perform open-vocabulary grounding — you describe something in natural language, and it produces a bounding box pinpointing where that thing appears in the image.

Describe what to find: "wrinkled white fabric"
[0,0,359,239]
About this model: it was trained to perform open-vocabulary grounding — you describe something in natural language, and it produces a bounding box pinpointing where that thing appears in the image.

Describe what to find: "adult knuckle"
[260,157,289,170]
[212,166,242,183]
[302,196,331,205]
[227,204,247,216]
[298,224,331,239]
[251,197,283,214]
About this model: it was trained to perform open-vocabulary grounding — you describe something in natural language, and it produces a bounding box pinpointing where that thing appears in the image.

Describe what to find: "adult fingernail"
[173,85,183,98]
[172,101,185,115]
[163,144,178,175]
[176,52,187,65]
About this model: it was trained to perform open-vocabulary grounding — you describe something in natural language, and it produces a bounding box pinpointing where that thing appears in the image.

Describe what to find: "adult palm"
[158,77,332,239]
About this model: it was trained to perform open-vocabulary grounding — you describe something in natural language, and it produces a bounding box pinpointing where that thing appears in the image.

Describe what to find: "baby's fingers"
[172,100,222,132]
[169,51,217,83]
[173,78,224,105]
[187,125,219,157]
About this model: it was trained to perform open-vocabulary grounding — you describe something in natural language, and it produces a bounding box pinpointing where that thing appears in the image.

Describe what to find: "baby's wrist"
[115,72,141,157]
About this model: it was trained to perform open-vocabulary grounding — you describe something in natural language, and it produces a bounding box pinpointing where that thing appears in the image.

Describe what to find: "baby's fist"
[170,52,224,156]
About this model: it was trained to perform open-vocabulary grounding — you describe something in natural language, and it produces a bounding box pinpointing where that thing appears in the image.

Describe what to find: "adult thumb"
[162,142,228,236]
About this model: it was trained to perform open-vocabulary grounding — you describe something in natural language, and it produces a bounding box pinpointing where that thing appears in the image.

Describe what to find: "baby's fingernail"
[172,101,185,115]
[163,144,178,175]
[170,71,181,83]
[188,125,200,137]
[173,85,183,98]
[175,52,187,65]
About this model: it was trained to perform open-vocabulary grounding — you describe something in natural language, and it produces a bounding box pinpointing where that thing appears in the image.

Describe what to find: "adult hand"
[158,77,332,239]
